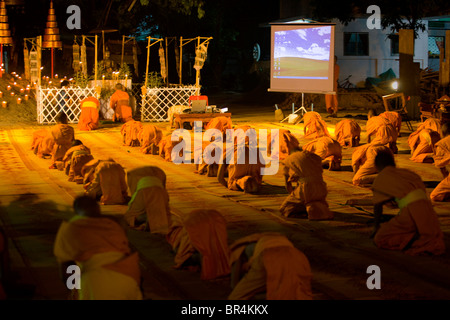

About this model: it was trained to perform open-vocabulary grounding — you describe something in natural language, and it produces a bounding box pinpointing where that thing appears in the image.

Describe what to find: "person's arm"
[217,164,228,187]
[284,174,294,194]
[440,167,449,179]
[371,198,394,238]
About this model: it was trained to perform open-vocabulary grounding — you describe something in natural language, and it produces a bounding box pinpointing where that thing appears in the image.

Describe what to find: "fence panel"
[37,87,97,124]
[140,86,198,122]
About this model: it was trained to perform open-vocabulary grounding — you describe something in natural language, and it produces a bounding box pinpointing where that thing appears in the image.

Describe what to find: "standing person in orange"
[49,113,75,170]
[430,123,450,201]
[280,149,333,220]
[334,118,361,147]
[166,209,230,281]
[84,159,128,205]
[325,56,339,117]
[78,96,100,131]
[371,150,445,256]
[228,233,313,300]
[53,196,142,300]
[110,83,133,123]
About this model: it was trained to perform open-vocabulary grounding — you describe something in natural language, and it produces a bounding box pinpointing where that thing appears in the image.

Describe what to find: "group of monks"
[26,98,449,300]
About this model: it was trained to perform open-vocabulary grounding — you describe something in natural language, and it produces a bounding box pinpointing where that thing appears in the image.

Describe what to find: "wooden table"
[172,112,232,129]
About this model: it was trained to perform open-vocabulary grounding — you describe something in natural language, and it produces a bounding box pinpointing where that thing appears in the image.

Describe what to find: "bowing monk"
[408,118,441,163]
[54,196,142,300]
[366,111,398,154]
[121,120,143,147]
[124,166,170,234]
[351,135,393,187]
[78,96,100,131]
[379,111,402,136]
[63,140,94,184]
[430,123,450,201]
[31,129,55,159]
[228,233,313,300]
[334,118,361,147]
[302,136,342,171]
[84,159,128,205]
[217,144,265,194]
[303,111,331,139]
[267,129,300,161]
[159,133,185,162]
[110,83,133,123]
[139,125,163,154]
[166,209,230,280]
[49,113,75,169]
[371,150,445,256]
[280,150,333,220]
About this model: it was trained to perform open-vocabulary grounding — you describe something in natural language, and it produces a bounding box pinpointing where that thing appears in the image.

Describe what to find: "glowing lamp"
[2,101,6,108]
[392,81,399,91]
[17,97,21,104]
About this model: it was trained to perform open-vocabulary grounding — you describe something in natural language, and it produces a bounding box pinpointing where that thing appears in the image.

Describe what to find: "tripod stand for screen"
[280,92,309,124]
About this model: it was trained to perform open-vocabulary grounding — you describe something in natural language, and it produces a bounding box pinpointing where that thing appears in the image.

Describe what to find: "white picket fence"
[140,85,199,122]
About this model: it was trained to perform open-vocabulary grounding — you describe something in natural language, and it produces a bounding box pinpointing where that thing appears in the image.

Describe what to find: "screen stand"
[279,92,308,123]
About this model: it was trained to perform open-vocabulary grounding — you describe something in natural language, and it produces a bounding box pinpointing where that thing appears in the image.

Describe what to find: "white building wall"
[332,18,428,86]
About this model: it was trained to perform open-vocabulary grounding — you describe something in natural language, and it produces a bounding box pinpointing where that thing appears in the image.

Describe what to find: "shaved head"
[375,150,395,172]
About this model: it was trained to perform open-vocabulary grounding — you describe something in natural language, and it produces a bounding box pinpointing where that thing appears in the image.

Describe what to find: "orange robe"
[31,129,55,158]
[351,142,392,186]
[303,111,331,139]
[267,129,300,161]
[63,145,94,183]
[78,97,100,131]
[53,215,142,300]
[226,146,265,193]
[196,140,223,177]
[280,151,333,220]
[50,124,75,165]
[228,233,313,300]
[205,116,233,133]
[121,120,143,147]
[139,125,163,154]
[159,134,184,162]
[124,167,170,234]
[379,111,402,136]
[366,116,398,153]
[0,229,6,300]
[325,63,339,114]
[408,118,442,163]
[110,90,133,123]
[166,209,230,280]
[335,119,361,147]
[302,136,342,170]
[84,160,128,205]
[430,135,450,201]
[373,166,445,255]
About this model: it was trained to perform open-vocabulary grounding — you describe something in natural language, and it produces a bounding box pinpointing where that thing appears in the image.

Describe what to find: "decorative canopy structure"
[42,0,61,78]
[0,0,13,46]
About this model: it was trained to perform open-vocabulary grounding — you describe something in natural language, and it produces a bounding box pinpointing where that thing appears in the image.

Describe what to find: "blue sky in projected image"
[274,26,331,61]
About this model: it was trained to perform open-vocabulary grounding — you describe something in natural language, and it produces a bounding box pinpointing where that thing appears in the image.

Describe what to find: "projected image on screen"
[273,26,331,79]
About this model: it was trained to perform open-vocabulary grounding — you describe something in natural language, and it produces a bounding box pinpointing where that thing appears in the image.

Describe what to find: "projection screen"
[269,22,336,94]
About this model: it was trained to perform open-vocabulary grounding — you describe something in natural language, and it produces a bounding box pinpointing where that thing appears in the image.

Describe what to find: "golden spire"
[42,0,62,49]
[0,0,13,45]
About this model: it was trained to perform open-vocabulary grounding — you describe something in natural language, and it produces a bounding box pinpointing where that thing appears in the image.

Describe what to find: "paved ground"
[1,96,450,301]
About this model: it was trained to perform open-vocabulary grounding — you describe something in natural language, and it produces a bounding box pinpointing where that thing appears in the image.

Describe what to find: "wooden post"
[95,35,98,82]
[179,36,183,85]
[145,36,150,88]
[121,35,125,68]
[38,36,42,87]
[195,37,200,94]
[440,30,450,93]
[165,37,169,86]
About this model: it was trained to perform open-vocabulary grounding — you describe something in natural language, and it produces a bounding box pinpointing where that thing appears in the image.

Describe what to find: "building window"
[428,36,444,58]
[344,32,369,56]
[390,34,399,55]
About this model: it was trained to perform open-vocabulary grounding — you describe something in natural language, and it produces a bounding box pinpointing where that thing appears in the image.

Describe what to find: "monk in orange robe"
[371,150,445,256]
[430,123,450,201]
[166,209,230,280]
[351,135,393,187]
[366,113,398,154]
[303,111,331,139]
[31,129,55,158]
[408,118,441,163]
[379,111,402,137]
[325,56,340,117]
[228,233,313,300]
[302,136,342,171]
[195,140,223,177]
[78,96,100,131]
[267,129,300,161]
[205,116,233,136]
[158,133,186,162]
[84,159,128,205]
[124,166,171,234]
[121,120,143,147]
[280,150,333,220]
[110,83,133,123]
[335,118,361,147]
[63,140,94,184]
[54,196,142,300]
[139,125,163,154]
[49,113,75,169]
[218,145,265,194]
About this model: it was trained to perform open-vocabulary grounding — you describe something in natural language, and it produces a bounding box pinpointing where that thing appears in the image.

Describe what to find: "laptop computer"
[190,99,207,113]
